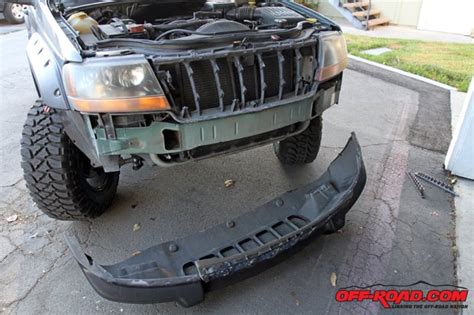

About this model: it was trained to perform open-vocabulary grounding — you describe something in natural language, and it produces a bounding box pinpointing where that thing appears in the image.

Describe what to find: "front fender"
[27,32,69,109]
[25,0,82,109]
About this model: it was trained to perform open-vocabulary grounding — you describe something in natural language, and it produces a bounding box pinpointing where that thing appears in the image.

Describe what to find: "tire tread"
[274,117,323,165]
[21,102,118,221]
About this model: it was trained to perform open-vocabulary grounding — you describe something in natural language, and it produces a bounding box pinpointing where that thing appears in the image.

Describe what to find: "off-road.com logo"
[335,281,469,309]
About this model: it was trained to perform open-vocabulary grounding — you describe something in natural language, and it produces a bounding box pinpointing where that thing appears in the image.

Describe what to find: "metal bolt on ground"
[414,172,458,196]
[407,171,425,198]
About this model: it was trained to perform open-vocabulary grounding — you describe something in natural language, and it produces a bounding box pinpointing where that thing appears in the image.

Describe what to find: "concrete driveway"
[0,27,457,314]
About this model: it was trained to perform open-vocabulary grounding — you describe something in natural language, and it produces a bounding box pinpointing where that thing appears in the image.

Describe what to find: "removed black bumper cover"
[65,132,366,307]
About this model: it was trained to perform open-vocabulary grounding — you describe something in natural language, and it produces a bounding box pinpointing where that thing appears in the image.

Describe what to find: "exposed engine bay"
[63,0,333,49]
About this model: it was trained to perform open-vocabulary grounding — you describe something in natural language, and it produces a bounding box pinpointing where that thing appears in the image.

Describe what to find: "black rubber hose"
[226,7,260,21]
[154,27,258,41]
[193,11,224,19]
[151,19,213,31]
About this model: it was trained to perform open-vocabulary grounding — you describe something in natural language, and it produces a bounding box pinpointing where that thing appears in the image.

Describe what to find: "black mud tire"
[4,3,26,24]
[274,116,323,165]
[21,102,119,221]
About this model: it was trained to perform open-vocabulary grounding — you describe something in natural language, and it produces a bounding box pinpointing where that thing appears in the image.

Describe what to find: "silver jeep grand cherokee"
[14,0,366,307]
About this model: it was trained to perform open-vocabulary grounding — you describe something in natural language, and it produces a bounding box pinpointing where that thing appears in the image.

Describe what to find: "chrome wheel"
[10,4,27,20]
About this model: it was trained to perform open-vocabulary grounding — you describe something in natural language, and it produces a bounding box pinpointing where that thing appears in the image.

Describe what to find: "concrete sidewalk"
[333,17,474,44]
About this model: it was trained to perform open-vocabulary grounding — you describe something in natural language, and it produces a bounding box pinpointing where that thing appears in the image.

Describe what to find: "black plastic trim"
[65,132,366,307]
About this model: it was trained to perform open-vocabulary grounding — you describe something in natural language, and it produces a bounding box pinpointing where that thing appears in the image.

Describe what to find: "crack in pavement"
[328,93,417,314]
[2,245,69,309]
[0,178,23,188]
[0,179,72,310]
[321,139,406,151]
[0,236,23,265]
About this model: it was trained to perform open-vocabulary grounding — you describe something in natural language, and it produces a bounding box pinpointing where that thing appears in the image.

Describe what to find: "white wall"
[445,79,474,179]
[317,0,424,27]
[417,0,474,35]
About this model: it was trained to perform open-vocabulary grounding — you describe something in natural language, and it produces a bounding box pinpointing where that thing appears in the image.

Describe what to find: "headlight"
[63,55,170,113]
[316,32,348,81]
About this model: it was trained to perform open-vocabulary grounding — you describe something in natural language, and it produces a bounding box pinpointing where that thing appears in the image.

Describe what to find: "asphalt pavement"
[0,26,458,314]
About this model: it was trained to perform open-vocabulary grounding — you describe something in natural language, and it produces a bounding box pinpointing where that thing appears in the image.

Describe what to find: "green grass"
[344,34,474,92]
[295,0,320,11]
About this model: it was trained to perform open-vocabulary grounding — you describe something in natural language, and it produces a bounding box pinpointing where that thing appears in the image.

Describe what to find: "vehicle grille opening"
[156,43,316,116]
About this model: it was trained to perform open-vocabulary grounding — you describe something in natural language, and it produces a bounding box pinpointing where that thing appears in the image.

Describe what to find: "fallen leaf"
[330,272,337,287]
[133,223,141,232]
[6,214,18,223]
[290,291,300,306]
[224,179,235,188]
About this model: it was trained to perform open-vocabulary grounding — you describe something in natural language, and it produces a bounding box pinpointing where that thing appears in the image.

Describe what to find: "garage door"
[417,0,473,35]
